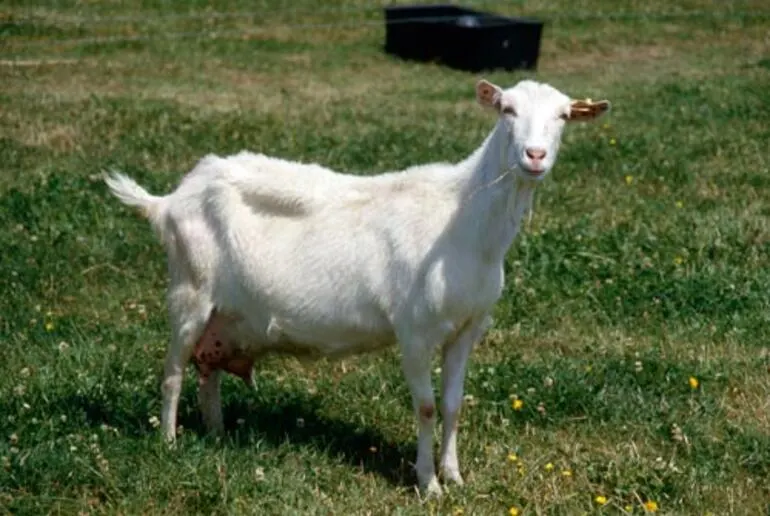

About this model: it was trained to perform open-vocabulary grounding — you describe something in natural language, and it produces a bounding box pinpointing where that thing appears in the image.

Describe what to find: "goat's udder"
[194,311,254,386]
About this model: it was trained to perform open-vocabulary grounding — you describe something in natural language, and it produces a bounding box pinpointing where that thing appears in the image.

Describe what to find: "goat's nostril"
[526,148,547,160]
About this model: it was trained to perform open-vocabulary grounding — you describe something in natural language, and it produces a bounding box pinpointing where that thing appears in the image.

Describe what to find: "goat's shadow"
[15,381,418,488]
[2,354,419,488]
[180,387,418,488]
[0,378,419,488]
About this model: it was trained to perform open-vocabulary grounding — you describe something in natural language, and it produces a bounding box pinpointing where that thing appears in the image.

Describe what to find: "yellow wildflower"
[507,453,519,462]
[689,376,699,389]
[509,508,520,516]
[644,500,658,512]
[45,321,55,332]
[453,508,464,516]
[610,138,617,146]
[561,469,572,477]
[512,399,524,411]
[675,200,683,209]
[544,462,554,471]
[673,256,684,266]
[624,505,633,513]
[595,495,608,505]
[625,175,633,185]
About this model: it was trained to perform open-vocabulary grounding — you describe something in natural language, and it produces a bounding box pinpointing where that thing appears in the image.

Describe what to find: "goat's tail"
[103,171,165,225]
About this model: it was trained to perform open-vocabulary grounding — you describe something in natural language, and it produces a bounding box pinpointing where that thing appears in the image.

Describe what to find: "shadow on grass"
[5,379,417,489]
[214,394,418,488]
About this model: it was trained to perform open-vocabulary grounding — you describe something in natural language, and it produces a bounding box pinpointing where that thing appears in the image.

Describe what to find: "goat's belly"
[194,311,396,384]
[263,324,397,360]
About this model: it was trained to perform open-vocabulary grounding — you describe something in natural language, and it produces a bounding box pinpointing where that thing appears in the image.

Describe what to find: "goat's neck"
[455,120,536,263]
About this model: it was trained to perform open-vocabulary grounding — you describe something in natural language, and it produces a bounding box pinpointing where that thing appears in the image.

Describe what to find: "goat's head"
[476,79,610,181]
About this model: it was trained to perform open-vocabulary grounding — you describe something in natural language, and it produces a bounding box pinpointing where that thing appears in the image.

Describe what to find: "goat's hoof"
[203,420,226,438]
[442,468,464,486]
[420,477,443,498]
[162,432,178,448]
[208,428,226,441]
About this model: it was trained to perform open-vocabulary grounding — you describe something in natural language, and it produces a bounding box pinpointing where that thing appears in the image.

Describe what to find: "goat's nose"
[526,148,547,161]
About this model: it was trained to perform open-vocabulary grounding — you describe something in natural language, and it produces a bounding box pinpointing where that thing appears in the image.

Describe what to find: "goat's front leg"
[400,334,443,497]
[439,315,492,485]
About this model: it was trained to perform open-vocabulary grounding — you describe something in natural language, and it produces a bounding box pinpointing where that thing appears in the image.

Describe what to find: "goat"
[104,78,610,496]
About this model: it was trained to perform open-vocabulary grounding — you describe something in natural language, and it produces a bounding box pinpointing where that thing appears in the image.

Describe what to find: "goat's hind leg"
[161,293,213,442]
[161,317,206,441]
[193,310,235,437]
[198,369,224,436]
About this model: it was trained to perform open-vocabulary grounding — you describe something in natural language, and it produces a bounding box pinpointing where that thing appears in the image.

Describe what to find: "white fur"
[104,79,609,496]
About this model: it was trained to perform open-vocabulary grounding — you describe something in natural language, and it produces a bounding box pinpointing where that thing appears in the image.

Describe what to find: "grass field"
[2,1,770,514]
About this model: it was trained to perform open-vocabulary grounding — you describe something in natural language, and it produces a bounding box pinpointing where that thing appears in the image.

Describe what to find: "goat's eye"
[501,106,516,116]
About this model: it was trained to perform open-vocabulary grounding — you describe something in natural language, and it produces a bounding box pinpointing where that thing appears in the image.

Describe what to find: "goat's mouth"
[521,166,546,177]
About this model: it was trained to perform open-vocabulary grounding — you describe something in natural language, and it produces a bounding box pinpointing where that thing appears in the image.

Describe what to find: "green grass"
[2,1,770,514]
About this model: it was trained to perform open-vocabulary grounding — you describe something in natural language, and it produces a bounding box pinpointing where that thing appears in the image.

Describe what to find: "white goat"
[104,78,609,496]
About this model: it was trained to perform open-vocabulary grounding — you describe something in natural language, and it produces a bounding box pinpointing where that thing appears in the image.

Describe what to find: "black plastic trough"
[384,4,544,72]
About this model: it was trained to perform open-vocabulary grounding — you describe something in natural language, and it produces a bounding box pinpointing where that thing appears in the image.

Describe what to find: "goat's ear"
[476,79,503,111]
[563,99,611,122]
